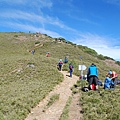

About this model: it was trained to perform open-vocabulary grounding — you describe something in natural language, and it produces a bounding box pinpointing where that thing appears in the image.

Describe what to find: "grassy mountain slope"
[0,32,120,120]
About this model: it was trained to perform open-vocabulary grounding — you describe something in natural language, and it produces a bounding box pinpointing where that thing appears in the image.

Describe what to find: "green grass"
[46,94,60,108]
[42,94,60,112]
[80,87,120,120]
[59,96,72,120]
[0,32,120,120]
[72,80,120,120]
[0,33,64,119]
[0,55,63,120]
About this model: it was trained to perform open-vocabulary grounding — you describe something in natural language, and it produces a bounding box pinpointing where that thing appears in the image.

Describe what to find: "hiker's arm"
[96,68,98,77]
[111,72,117,79]
[87,68,90,76]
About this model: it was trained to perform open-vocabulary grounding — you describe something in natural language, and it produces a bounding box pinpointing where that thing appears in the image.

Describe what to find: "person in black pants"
[87,63,99,90]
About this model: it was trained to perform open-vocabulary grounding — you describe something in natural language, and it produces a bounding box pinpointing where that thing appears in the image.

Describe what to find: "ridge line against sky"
[0,0,120,60]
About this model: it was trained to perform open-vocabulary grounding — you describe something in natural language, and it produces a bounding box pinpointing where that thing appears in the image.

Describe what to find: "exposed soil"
[104,59,120,70]
[25,71,82,120]
[69,93,82,120]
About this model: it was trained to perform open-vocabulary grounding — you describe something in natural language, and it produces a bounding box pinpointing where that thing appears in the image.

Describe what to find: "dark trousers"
[59,65,62,71]
[88,75,98,85]
[70,69,73,77]
[112,77,118,87]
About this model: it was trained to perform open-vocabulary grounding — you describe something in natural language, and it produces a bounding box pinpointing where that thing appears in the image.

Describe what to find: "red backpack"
[59,61,63,65]
[92,84,96,90]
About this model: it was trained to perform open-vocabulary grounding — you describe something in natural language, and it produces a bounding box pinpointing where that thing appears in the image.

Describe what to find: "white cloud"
[75,33,109,46]
[1,0,25,4]
[1,9,78,34]
[45,15,78,32]
[3,22,61,38]
[103,0,120,6]
[73,33,120,60]
[0,0,77,33]
[95,47,120,60]
[0,10,45,23]
[1,0,53,7]
[38,0,53,8]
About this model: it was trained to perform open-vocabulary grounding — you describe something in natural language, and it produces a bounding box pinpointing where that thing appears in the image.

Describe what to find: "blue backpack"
[104,77,115,89]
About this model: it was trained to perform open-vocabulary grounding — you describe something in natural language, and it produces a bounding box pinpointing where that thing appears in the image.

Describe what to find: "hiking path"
[25,71,82,120]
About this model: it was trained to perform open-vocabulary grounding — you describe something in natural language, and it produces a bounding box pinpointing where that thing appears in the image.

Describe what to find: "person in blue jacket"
[87,63,99,90]
[104,76,114,89]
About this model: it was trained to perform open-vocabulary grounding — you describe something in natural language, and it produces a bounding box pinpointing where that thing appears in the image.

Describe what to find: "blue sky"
[0,0,120,60]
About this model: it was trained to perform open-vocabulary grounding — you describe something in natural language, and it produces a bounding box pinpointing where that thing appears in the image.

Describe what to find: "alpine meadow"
[0,32,120,120]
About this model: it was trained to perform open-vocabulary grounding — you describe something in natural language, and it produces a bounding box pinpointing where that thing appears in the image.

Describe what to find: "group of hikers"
[57,58,74,77]
[57,59,119,91]
[84,63,119,91]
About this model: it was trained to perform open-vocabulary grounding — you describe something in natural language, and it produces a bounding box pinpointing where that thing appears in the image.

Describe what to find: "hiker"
[104,74,114,89]
[64,56,68,63]
[58,59,63,71]
[87,63,99,90]
[69,63,74,77]
[106,70,118,88]
[79,75,87,80]
[46,52,50,57]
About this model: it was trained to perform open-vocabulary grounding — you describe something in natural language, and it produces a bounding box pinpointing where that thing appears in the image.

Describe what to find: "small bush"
[14,35,18,37]
[35,41,40,44]
[115,61,120,66]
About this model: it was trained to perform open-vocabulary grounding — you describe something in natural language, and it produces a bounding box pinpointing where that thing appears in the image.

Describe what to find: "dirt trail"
[25,71,82,120]
[69,93,82,120]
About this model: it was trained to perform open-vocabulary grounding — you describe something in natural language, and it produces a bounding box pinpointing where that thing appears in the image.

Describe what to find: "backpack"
[104,77,115,90]
[92,84,96,90]
[117,80,120,84]
[59,61,63,65]
[82,87,89,92]
[69,65,73,70]
[97,80,103,86]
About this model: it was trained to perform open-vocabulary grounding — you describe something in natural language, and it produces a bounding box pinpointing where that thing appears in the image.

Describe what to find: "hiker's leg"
[95,85,98,90]
[71,70,72,77]
[113,77,118,87]
[89,76,93,90]
[70,70,72,77]
[59,65,61,71]
[60,65,62,71]
[94,76,98,90]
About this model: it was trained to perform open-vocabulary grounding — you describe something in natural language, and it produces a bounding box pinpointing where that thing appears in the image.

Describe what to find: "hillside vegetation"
[0,32,120,120]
